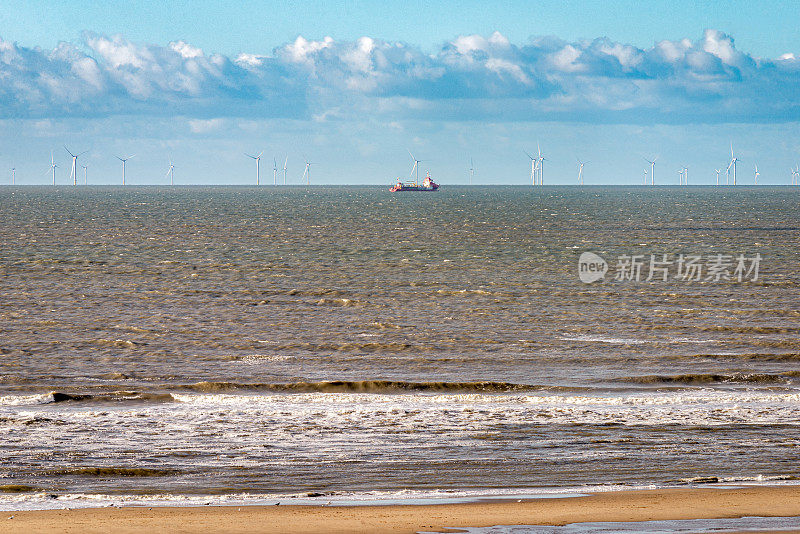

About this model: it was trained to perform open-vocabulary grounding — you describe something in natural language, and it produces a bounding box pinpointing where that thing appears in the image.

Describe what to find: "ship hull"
[389,185,439,192]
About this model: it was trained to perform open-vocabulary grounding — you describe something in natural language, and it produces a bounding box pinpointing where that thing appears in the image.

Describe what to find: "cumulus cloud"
[0,29,798,123]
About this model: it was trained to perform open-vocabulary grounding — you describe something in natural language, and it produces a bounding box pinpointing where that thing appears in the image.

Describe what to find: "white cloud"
[0,30,797,123]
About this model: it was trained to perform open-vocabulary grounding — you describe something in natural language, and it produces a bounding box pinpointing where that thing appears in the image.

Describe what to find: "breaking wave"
[47,391,175,404]
[175,380,566,394]
[619,371,800,385]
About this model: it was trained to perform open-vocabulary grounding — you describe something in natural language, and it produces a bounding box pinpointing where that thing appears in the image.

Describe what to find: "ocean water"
[1,185,799,509]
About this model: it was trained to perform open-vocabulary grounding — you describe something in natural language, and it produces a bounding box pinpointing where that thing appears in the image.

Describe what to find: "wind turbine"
[11,167,15,185]
[301,160,313,185]
[166,158,175,186]
[49,152,58,185]
[245,151,263,185]
[64,146,88,186]
[283,156,288,185]
[683,166,688,185]
[577,158,586,185]
[729,142,738,185]
[81,164,88,185]
[715,168,721,185]
[643,169,648,185]
[469,157,474,185]
[408,150,423,184]
[116,154,135,185]
[792,166,799,185]
[524,150,537,185]
[537,142,546,185]
[754,163,759,185]
[678,168,684,185]
[273,158,278,186]
[644,156,658,185]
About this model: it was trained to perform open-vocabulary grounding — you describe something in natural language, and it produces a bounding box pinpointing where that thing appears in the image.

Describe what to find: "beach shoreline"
[3,485,800,533]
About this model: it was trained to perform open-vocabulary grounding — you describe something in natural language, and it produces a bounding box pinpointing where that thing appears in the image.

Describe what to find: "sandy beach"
[3,486,800,534]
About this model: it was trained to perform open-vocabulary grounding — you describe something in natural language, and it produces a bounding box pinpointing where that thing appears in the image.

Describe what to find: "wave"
[50,467,177,477]
[619,371,800,385]
[677,474,800,485]
[688,352,800,361]
[48,391,175,404]
[698,325,800,334]
[175,380,566,394]
[0,485,38,493]
[268,342,418,353]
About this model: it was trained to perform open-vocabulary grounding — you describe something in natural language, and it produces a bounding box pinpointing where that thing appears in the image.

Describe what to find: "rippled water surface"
[1,186,799,506]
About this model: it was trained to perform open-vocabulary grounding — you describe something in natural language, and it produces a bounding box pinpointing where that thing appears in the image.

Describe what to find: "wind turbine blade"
[284,156,288,168]
[523,150,534,160]
[64,145,75,157]
[257,151,263,158]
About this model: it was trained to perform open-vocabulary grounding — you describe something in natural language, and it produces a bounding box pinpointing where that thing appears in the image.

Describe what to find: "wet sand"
[3,486,800,533]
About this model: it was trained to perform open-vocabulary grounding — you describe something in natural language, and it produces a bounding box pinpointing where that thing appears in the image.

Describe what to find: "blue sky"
[1,0,799,185]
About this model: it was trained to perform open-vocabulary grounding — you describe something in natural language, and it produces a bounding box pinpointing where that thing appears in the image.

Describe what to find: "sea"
[1,185,799,512]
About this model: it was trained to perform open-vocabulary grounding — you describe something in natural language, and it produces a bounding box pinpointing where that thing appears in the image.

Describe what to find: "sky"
[1,0,799,185]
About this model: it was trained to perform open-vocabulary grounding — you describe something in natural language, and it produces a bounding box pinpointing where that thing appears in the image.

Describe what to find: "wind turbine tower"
[715,168,720,185]
[754,163,759,185]
[64,146,87,186]
[82,165,88,185]
[577,159,586,185]
[116,155,135,185]
[11,167,15,185]
[524,150,537,186]
[246,152,263,185]
[301,160,312,185]
[408,150,423,184]
[49,152,57,185]
[166,159,175,186]
[643,169,648,185]
[469,157,474,185]
[273,158,278,186]
[729,143,738,185]
[283,156,288,185]
[644,156,658,185]
[537,143,545,185]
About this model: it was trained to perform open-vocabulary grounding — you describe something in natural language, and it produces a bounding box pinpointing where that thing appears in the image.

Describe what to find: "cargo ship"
[390,172,439,192]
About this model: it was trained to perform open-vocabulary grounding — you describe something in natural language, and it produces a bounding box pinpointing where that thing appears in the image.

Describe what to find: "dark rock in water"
[50,392,93,403]
[306,492,325,497]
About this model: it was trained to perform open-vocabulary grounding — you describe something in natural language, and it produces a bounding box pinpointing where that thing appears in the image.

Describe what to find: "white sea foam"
[0,393,53,406]
[452,516,800,534]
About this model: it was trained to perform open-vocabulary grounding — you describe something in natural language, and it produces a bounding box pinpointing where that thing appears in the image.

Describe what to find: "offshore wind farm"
[4,141,800,186]
[3,2,800,533]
